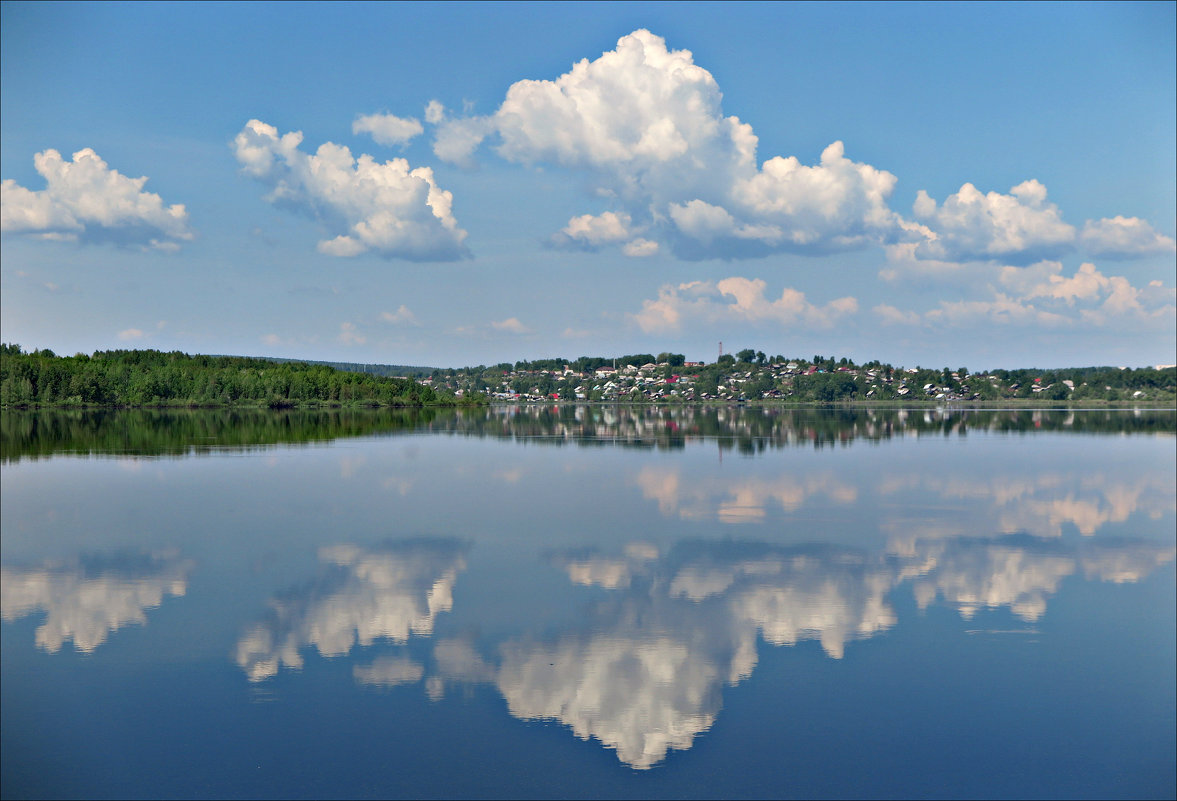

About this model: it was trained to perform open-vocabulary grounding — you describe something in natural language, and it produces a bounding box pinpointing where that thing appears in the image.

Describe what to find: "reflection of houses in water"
[235,539,467,682]
[0,550,193,653]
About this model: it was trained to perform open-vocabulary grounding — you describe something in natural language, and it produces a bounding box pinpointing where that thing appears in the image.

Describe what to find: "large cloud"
[233,119,467,261]
[1,148,193,250]
[431,29,905,259]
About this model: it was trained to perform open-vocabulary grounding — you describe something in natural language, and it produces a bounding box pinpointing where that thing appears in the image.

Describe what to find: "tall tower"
[718,341,723,359]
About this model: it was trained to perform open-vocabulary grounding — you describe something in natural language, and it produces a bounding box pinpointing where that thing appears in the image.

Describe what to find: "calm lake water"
[2,406,1174,799]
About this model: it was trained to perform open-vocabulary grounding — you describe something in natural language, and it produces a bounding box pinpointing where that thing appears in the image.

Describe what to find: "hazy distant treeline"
[256,356,436,379]
[0,345,482,408]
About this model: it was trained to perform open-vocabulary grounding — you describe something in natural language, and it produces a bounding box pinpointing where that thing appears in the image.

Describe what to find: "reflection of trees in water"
[1,407,440,462]
[235,539,467,682]
[427,536,1173,769]
[0,550,193,652]
[5,406,1171,462]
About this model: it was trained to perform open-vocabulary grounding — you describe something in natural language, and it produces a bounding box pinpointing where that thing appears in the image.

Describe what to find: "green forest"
[0,345,483,408]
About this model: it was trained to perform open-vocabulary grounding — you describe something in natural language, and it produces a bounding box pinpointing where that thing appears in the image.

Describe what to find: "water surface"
[3,407,1174,798]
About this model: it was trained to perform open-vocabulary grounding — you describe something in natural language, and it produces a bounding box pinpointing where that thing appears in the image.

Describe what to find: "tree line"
[0,345,485,408]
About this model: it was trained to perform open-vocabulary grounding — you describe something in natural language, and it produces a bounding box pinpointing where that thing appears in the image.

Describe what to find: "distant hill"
[233,356,437,379]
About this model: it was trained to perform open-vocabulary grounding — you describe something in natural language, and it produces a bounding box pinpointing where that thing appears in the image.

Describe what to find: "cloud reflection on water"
[633,462,1175,544]
[429,535,1172,769]
[911,535,1176,621]
[0,550,193,652]
[636,467,858,522]
[235,539,467,681]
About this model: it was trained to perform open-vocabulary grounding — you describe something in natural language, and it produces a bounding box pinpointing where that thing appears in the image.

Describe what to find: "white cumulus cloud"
[873,304,922,326]
[491,317,532,334]
[1000,261,1176,322]
[632,278,857,333]
[550,211,637,250]
[1,147,192,250]
[352,112,424,146]
[338,321,367,345]
[233,119,467,261]
[431,29,906,259]
[873,258,1176,331]
[911,180,1076,264]
[380,305,419,326]
[623,238,659,257]
[1079,216,1177,260]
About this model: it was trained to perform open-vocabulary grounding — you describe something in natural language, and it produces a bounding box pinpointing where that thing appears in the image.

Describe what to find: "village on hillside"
[416,354,1177,404]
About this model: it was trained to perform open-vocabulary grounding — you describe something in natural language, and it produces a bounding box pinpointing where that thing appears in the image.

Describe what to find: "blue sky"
[2,1,1174,369]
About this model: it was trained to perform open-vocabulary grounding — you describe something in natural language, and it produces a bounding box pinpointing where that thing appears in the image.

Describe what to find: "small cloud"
[424,100,446,125]
[550,211,634,250]
[352,112,424,147]
[261,333,283,346]
[118,328,145,341]
[623,238,659,257]
[380,305,420,326]
[873,304,922,326]
[491,317,533,335]
[432,116,496,167]
[338,322,367,345]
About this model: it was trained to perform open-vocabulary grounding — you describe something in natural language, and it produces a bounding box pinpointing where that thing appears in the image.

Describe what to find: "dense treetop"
[0,345,482,408]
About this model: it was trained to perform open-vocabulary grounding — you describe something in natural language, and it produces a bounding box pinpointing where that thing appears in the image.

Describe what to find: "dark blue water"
[2,408,1174,798]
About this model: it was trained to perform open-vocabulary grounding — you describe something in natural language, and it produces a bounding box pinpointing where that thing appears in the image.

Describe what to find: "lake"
[2,406,1174,799]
